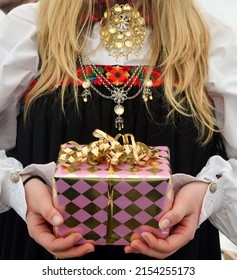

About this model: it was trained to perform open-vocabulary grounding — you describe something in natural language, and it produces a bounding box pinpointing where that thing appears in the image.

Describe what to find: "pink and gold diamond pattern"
[53,146,174,245]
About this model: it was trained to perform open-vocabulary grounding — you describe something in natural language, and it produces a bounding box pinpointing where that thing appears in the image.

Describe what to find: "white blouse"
[0,10,5,20]
[0,2,237,245]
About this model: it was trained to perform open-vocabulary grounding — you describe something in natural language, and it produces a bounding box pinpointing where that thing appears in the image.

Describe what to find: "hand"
[124,181,209,259]
[23,176,95,259]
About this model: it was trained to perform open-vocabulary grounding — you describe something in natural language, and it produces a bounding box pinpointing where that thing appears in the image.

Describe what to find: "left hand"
[23,176,95,259]
[124,181,209,259]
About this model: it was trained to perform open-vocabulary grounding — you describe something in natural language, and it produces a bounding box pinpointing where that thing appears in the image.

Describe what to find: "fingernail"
[141,233,149,243]
[159,219,170,230]
[125,248,137,254]
[73,233,82,242]
[86,248,95,254]
[161,229,170,236]
[52,215,62,226]
[131,244,139,251]
[125,248,132,254]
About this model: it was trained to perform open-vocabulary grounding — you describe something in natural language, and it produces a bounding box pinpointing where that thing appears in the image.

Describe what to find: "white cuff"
[172,155,231,227]
[0,150,56,220]
[196,156,231,226]
[21,161,56,187]
[197,157,237,245]
[0,150,25,219]
[172,173,204,193]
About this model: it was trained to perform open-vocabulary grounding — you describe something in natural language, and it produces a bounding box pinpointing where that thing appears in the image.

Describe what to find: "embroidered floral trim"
[76,65,163,87]
[21,65,163,110]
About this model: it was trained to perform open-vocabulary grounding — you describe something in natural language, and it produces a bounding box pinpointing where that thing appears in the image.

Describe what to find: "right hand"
[23,175,95,259]
[125,181,209,258]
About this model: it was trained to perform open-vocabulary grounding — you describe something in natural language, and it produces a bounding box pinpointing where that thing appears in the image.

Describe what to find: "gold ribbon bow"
[58,129,155,170]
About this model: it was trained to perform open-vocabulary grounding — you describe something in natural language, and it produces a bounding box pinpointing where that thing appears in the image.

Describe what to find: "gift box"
[53,129,174,245]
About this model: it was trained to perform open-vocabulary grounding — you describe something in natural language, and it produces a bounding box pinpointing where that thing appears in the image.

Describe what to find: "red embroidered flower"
[104,65,113,72]
[106,66,130,86]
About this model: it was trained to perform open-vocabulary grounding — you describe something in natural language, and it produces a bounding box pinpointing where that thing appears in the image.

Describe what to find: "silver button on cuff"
[209,182,217,193]
[10,172,20,183]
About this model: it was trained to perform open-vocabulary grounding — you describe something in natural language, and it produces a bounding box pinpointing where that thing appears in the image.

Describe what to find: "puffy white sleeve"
[0,3,39,151]
[0,3,54,219]
[196,11,237,245]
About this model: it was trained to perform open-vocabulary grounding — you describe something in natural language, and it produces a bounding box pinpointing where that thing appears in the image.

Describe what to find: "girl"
[0,0,237,260]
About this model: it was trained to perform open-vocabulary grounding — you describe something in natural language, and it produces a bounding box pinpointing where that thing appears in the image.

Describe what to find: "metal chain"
[82,48,151,93]
[88,63,143,94]
[89,82,144,102]
[78,50,151,102]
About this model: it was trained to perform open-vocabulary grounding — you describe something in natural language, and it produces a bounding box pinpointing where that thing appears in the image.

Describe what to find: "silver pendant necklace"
[78,52,154,130]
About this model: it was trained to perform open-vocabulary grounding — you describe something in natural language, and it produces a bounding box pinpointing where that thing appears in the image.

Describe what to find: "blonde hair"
[26,0,218,143]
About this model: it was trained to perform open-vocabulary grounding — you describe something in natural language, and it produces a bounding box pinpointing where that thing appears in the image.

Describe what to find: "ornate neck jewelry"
[78,52,154,131]
[100,3,146,61]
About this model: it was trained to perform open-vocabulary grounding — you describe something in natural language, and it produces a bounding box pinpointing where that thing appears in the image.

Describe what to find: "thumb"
[159,203,188,230]
[38,193,64,226]
[48,210,64,227]
[25,180,64,226]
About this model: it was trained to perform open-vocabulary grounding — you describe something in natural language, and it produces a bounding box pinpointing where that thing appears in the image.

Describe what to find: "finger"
[25,182,64,227]
[130,239,168,259]
[141,218,196,255]
[27,213,81,249]
[42,206,63,227]
[141,232,183,253]
[47,234,95,259]
[39,231,83,252]
[130,237,179,259]
[31,220,94,255]
[124,246,140,254]
[35,189,64,226]
[55,243,95,259]
[158,200,188,230]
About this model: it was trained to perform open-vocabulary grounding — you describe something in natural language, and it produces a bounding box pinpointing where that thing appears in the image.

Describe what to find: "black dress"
[0,65,222,260]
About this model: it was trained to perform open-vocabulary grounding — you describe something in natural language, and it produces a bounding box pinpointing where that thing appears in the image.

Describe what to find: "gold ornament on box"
[100,3,146,61]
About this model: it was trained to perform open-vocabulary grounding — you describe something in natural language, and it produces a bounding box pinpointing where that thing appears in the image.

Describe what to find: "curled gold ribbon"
[58,129,156,170]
